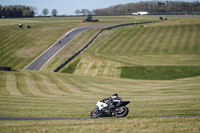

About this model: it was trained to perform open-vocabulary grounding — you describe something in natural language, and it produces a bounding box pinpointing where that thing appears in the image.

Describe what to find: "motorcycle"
[90,100,130,118]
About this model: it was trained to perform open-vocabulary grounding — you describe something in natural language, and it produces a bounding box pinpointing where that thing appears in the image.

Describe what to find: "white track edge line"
[23,28,77,70]
[41,29,88,71]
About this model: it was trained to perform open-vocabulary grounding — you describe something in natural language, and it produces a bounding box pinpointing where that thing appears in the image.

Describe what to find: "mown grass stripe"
[180,25,189,53]
[25,72,47,96]
[0,72,9,96]
[176,25,187,53]
[168,25,179,53]
[57,76,81,94]
[30,72,55,95]
[86,60,98,77]
[6,72,23,96]
[103,62,113,77]
[0,30,29,68]
[83,61,95,76]
[75,58,87,76]
[189,25,199,53]
[52,76,74,94]
[129,28,144,53]
[103,29,123,53]
[155,27,170,53]
[129,27,148,53]
[159,26,173,53]
[174,26,183,53]
[16,72,34,95]
[100,29,125,54]
[120,27,140,53]
[97,62,106,77]
[137,27,154,53]
[185,25,193,53]
[130,28,147,53]
[39,74,64,95]
[137,27,155,53]
[111,29,131,53]
[44,73,72,94]
[151,26,165,53]
[0,27,24,47]
[193,26,200,52]
[67,77,92,93]
[72,76,107,93]
[89,60,103,77]
[0,28,25,52]
[143,27,160,54]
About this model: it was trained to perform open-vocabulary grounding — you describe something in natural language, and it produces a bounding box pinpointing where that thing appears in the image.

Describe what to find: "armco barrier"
[53,21,156,72]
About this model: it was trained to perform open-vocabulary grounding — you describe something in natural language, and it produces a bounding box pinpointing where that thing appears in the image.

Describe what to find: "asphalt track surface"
[24,24,115,71]
[0,115,200,120]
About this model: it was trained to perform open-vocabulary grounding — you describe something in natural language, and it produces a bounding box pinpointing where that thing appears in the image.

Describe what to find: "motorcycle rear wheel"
[90,108,100,118]
[115,106,129,117]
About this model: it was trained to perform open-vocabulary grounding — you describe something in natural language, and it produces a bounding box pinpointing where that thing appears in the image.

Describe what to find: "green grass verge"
[0,118,199,133]
[120,66,200,80]
[61,58,80,74]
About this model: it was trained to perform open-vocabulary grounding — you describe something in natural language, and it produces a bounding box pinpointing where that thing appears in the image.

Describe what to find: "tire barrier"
[53,21,157,72]
[0,67,11,71]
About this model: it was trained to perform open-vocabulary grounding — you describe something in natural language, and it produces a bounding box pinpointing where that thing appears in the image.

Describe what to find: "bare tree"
[42,8,49,16]
[30,6,37,15]
[75,9,81,15]
[51,9,57,17]
[81,9,91,15]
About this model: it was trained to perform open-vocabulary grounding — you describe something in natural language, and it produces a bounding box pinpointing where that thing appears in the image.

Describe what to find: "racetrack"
[24,24,115,71]
[1,115,200,120]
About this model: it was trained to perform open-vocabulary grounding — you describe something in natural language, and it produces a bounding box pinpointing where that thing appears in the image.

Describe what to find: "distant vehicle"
[19,24,23,28]
[82,15,99,22]
[132,11,148,16]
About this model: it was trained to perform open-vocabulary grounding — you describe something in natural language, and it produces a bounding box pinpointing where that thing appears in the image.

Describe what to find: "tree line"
[0,5,35,18]
[75,1,200,15]
[42,8,58,17]
[0,5,59,18]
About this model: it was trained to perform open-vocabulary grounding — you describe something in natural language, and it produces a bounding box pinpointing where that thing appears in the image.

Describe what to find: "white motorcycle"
[90,100,130,118]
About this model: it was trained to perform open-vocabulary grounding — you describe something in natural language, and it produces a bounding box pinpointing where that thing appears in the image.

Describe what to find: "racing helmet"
[112,93,118,98]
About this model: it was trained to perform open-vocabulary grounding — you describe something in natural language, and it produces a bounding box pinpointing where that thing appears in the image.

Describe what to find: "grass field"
[0,16,139,70]
[41,16,160,72]
[1,70,199,118]
[59,17,200,79]
[0,118,199,133]
[0,70,200,132]
[0,16,200,132]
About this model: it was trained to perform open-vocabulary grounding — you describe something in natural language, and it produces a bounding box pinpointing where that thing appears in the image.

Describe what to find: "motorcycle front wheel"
[115,106,129,117]
[90,108,100,118]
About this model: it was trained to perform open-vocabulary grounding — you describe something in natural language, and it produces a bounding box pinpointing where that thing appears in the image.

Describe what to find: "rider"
[101,93,122,109]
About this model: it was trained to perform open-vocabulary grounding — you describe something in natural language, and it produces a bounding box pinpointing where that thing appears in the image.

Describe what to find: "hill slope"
[60,17,200,79]
[0,70,200,118]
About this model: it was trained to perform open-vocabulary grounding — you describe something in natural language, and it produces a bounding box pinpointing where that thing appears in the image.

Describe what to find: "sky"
[0,0,140,15]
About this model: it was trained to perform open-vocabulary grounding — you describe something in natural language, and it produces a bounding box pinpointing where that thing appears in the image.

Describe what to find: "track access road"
[24,24,115,71]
